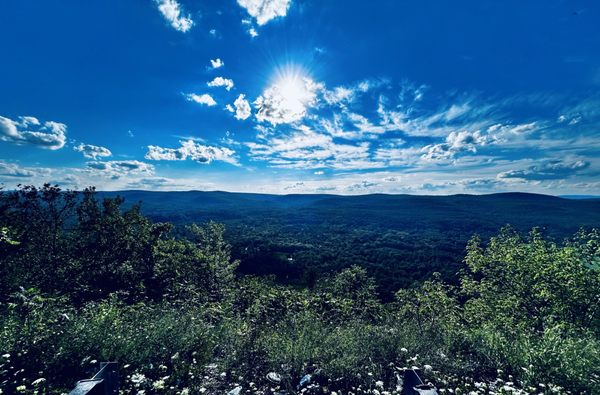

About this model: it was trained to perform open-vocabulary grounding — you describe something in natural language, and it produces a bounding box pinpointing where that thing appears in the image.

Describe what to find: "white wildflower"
[152,379,166,390]
[130,373,147,386]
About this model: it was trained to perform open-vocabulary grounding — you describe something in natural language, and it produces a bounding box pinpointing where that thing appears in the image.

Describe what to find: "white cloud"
[346,180,378,192]
[155,0,193,32]
[248,28,259,37]
[233,94,251,120]
[236,0,291,25]
[0,115,67,150]
[246,126,380,170]
[210,58,224,69]
[0,161,35,178]
[499,160,590,181]
[421,130,489,161]
[126,177,186,189]
[323,86,355,106]
[207,76,234,91]
[145,139,238,165]
[86,160,154,179]
[185,93,217,106]
[255,78,321,125]
[74,143,112,159]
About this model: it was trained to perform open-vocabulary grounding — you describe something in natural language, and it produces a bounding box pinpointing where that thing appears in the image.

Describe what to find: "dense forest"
[103,190,600,297]
[1,185,599,394]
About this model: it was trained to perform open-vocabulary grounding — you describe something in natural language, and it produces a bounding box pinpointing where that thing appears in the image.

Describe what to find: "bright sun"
[255,64,318,124]
[271,65,317,116]
[277,74,309,106]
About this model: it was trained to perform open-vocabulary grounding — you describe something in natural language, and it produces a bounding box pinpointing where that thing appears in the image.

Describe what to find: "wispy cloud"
[246,125,381,170]
[185,93,217,106]
[0,161,37,178]
[85,160,154,179]
[126,177,186,190]
[499,160,590,181]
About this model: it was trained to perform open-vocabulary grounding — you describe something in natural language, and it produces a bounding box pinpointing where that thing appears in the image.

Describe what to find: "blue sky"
[1,0,599,194]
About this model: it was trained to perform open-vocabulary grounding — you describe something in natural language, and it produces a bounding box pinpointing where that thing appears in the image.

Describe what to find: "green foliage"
[1,185,599,394]
[462,227,600,333]
[395,228,600,393]
[105,190,600,297]
[0,227,19,245]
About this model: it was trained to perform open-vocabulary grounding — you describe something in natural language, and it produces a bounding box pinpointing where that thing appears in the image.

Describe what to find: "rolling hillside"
[100,191,600,294]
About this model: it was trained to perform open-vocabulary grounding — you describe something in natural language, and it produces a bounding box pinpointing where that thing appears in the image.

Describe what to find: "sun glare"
[274,66,313,110]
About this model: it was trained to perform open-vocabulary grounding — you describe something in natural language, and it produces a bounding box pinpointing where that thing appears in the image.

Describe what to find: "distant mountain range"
[100,191,600,234]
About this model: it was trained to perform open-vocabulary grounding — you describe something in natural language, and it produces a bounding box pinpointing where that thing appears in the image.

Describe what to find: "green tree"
[0,184,77,298]
[72,187,172,301]
[461,227,600,333]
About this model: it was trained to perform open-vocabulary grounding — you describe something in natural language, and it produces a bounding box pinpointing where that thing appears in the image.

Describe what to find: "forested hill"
[97,191,600,293]
[100,190,600,232]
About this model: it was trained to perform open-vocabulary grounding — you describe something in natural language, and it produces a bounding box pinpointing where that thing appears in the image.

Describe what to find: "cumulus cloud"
[155,0,193,32]
[255,78,321,125]
[0,115,67,150]
[499,160,590,181]
[185,93,217,106]
[145,139,238,165]
[207,76,234,91]
[210,58,224,69]
[232,94,251,120]
[237,0,291,25]
[421,130,489,161]
[86,160,154,179]
[74,143,112,159]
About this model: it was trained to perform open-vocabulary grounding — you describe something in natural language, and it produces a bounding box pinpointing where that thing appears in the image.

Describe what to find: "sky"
[1,0,600,195]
